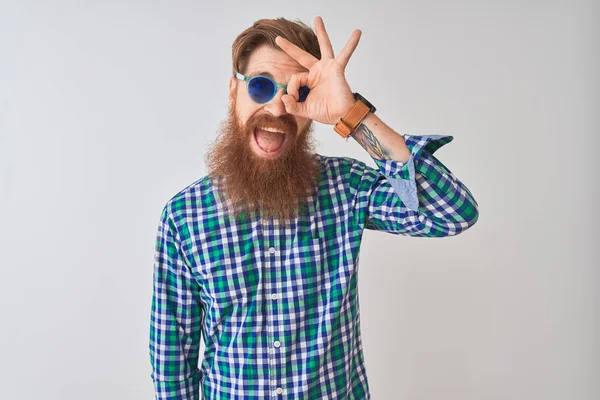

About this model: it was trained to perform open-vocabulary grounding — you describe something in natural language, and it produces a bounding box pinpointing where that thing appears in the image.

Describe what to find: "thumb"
[282,94,307,118]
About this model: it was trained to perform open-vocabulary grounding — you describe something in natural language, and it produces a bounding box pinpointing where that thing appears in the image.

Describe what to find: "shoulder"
[315,153,380,195]
[159,175,213,224]
[315,153,377,181]
[315,153,372,176]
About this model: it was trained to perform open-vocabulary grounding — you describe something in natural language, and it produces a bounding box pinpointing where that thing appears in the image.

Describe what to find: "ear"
[229,76,237,103]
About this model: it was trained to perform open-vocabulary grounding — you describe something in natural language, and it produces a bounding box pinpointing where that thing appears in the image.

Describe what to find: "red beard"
[205,97,321,224]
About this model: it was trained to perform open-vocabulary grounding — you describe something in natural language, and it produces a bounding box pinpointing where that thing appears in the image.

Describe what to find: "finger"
[281,93,309,119]
[336,29,361,69]
[286,72,309,101]
[314,16,335,59]
[275,36,319,69]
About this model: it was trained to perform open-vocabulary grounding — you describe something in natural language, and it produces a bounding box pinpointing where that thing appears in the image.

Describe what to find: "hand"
[275,16,361,125]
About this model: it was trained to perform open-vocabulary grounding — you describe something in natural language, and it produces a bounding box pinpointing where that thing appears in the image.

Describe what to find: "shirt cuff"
[372,134,454,211]
[152,368,201,400]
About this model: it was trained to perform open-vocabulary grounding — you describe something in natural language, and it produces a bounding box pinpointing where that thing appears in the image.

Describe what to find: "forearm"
[349,111,411,163]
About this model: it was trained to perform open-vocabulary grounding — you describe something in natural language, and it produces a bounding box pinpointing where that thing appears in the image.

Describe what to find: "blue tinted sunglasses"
[235,72,310,104]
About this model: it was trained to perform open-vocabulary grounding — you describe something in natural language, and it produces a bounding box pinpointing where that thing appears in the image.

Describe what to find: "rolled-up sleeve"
[351,134,479,237]
[149,206,204,399]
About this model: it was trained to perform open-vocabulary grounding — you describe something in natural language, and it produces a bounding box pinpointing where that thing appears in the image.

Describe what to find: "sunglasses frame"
[235,72,308,104]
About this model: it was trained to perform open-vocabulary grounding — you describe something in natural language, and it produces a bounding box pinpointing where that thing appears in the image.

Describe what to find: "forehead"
[245,44,309,82]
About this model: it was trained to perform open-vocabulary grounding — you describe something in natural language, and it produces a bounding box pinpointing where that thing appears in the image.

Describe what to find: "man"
[149,16,479,400]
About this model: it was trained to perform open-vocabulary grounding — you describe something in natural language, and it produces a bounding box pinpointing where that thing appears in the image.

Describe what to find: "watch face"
[354,92,376,113]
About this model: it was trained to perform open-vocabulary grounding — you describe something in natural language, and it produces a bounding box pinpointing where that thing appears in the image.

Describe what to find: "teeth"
[258,127,285,134]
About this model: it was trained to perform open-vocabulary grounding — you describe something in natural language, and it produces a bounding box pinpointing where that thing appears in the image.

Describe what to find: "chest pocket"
[286,236,328,304]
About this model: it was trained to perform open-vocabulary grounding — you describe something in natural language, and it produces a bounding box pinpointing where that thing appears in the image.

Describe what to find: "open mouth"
[253,127,288,157]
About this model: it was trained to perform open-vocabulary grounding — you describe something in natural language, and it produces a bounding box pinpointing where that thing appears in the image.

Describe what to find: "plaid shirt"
[149,134,479,399]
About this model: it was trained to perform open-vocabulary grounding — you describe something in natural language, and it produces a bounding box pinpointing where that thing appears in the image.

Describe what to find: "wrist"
[333,95,372,139]
[333,93,357,124]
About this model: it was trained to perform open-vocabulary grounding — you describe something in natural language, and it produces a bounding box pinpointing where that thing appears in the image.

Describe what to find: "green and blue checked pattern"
[149,134,479,399]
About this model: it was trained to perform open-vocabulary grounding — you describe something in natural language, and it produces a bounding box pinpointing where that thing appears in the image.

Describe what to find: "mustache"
[247,114,298,135]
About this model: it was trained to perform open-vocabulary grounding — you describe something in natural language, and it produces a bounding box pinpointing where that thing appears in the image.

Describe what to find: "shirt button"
[271,293,278,300]
[273,340,281,348]
[275,387,283,395]
[269,247,276,254]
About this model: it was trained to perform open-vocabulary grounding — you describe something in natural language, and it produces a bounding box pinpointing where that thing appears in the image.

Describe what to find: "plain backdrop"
[1,1,598,399]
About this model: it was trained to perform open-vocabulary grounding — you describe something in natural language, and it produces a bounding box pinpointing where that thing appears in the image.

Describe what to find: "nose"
[263,87,288,117]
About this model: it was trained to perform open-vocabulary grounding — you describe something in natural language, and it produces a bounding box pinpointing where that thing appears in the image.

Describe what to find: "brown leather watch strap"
[333,99,371,138]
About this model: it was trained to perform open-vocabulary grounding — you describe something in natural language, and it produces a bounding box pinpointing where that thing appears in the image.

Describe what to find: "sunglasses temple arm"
[275,83,287,95]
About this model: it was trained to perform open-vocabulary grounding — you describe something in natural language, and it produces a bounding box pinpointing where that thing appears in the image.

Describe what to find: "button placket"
[265,233,282,397]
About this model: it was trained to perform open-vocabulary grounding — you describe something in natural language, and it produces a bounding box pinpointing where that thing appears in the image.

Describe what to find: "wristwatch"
[333,92,376,139]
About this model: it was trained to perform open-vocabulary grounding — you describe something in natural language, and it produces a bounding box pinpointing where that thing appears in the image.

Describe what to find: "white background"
[1,1,598,399]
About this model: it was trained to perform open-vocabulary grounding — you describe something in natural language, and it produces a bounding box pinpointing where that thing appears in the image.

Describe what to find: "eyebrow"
[247,70,276,80]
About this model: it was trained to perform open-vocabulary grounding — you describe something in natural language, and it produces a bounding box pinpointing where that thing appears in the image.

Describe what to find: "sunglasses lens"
[248,76,275,103]
[298,86,310,102]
